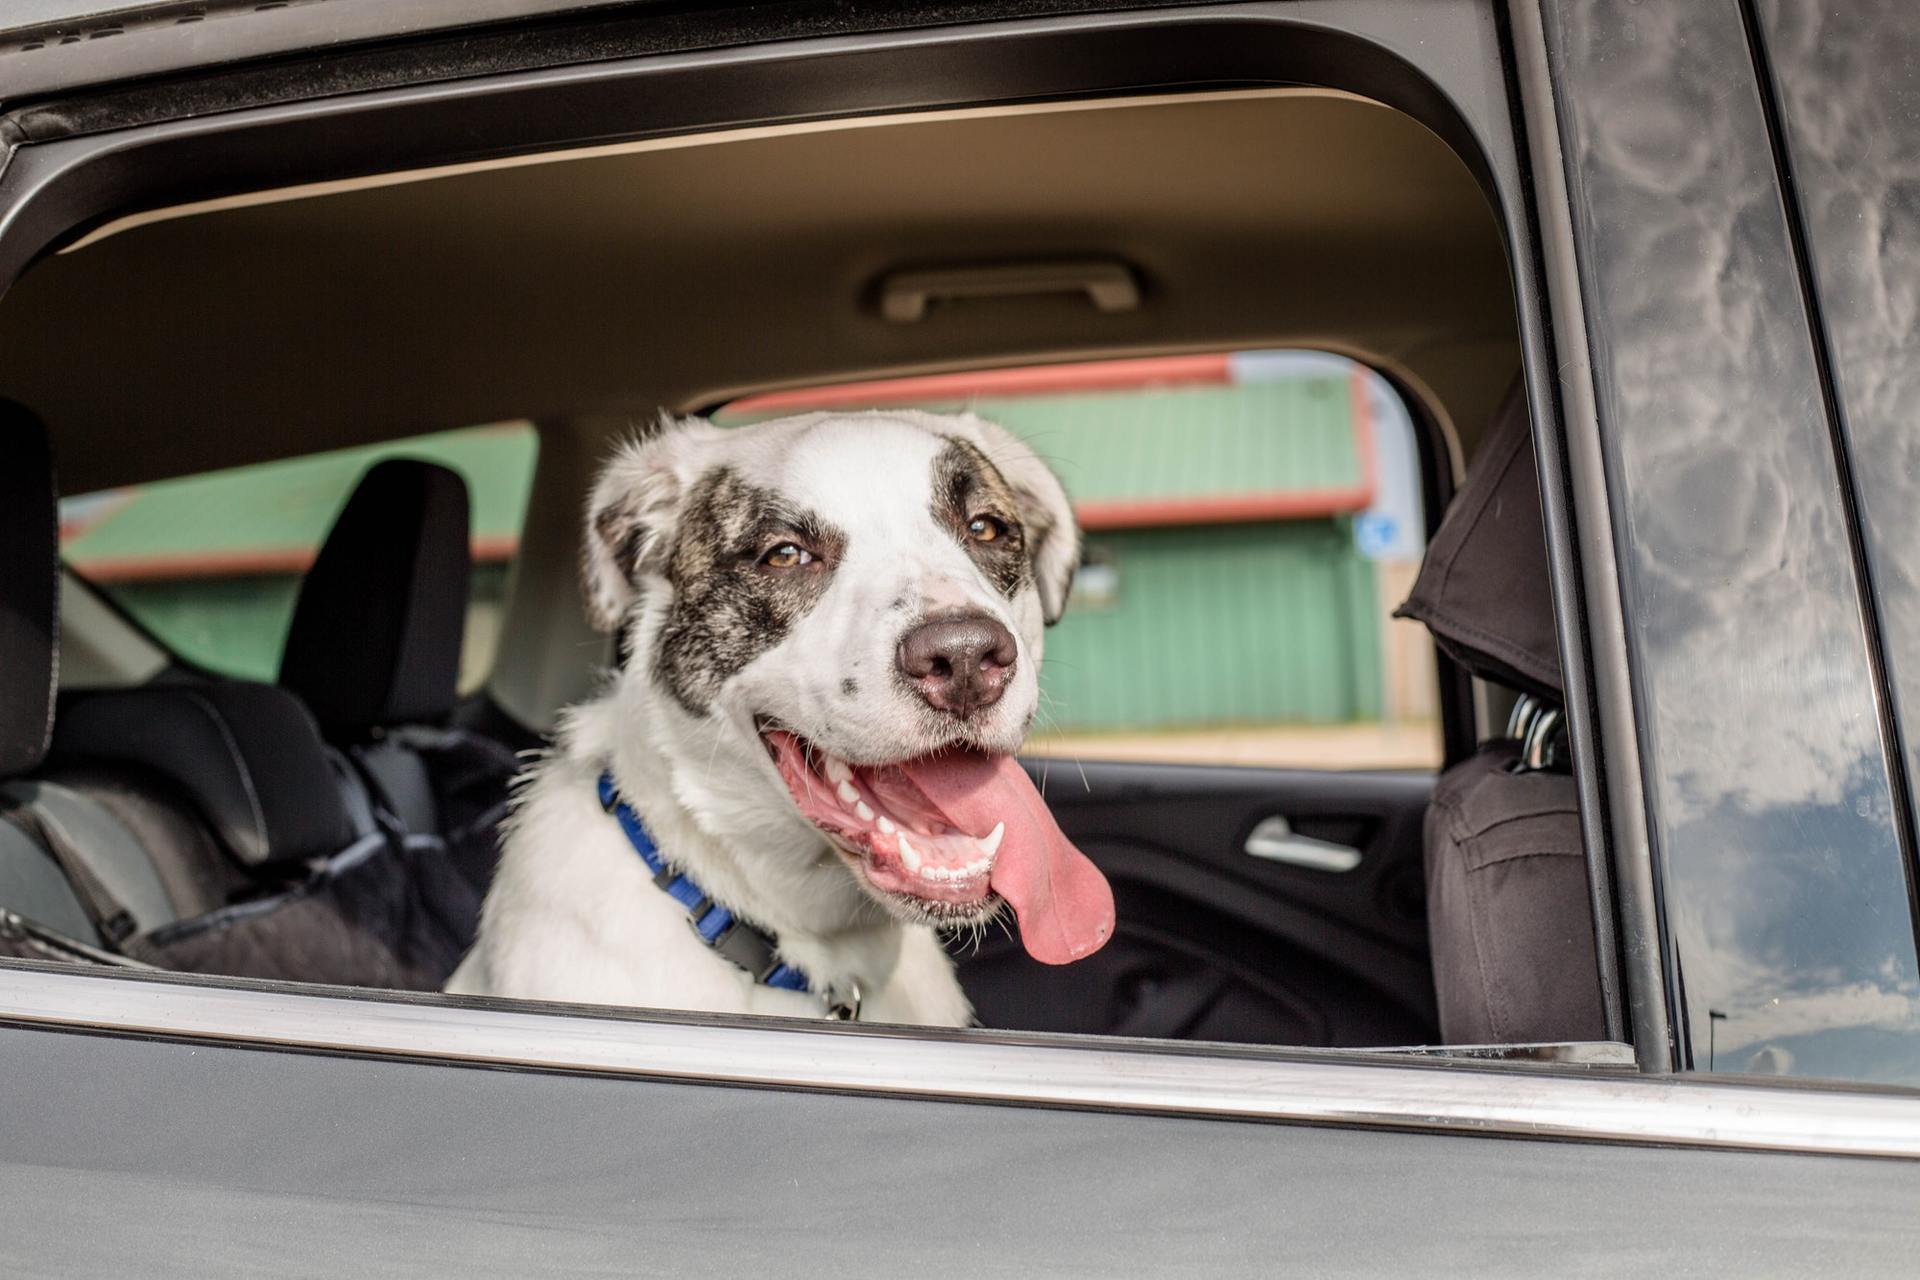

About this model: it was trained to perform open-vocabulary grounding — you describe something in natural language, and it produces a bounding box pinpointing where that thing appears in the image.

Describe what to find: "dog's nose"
[897,612,1018,716]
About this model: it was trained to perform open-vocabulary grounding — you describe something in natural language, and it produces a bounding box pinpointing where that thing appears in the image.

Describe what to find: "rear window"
[59,422,538,691]
[719,351,1438,770]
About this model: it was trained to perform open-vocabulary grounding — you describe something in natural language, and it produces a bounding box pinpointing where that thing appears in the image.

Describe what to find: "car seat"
[278,457,522,893]
[1395,383,1607,1044]
[0,407,479,987]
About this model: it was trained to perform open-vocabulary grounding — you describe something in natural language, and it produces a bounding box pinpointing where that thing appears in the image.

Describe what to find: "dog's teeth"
[855,801,874,822]
[897,834,922,872]
[877,815,896,835]
[979,822,1004,859]
[823,756,852,785]
[836,779,860,805]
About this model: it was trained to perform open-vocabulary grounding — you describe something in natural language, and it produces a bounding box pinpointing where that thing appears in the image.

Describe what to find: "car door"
[4,1,1920,1273]
[6,964,1920,1277]
[957,758,1437,1044]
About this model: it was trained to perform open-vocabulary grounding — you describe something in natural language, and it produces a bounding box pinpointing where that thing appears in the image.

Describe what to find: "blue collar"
[597,771,814,994]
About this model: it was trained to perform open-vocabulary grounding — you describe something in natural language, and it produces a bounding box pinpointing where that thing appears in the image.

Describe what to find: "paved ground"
[1023,721,1443,771]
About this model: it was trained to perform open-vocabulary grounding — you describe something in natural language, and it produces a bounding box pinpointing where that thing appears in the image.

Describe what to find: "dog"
[446,409,1115,1025]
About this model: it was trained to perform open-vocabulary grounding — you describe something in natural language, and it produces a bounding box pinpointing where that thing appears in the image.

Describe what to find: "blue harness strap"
[598,772,811,993]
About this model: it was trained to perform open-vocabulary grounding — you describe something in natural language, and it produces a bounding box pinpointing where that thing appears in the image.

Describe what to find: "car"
[2,0,1919,1273]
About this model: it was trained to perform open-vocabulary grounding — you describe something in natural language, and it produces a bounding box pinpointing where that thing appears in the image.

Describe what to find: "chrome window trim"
[1508,0,1666,1065]
[3,963,1917,1159]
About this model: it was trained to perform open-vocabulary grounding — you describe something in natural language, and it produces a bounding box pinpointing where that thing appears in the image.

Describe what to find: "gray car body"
[5,0,1920,1273]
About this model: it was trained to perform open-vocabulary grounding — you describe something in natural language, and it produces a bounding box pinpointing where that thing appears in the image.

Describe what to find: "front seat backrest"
[49,683,359,870]
[0,401,57,781]
[1397,383,1605,1045]
[0,404,100,943]
[279,458,472,745]
[279,459,476,834]
[0,405,184,948]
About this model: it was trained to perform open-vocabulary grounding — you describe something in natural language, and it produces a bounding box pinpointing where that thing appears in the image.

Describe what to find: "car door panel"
[955,761,1435,1045]
[3,1021,1918,1277]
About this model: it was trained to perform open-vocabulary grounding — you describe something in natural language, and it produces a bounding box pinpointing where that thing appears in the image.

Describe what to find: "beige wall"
[1377,558,1438,725]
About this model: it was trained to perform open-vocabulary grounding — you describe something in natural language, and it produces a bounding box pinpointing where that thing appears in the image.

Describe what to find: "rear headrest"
[280,459,472,742]
[1395,383,1564,701]
[0,403,58,780]
[48,683,358,866]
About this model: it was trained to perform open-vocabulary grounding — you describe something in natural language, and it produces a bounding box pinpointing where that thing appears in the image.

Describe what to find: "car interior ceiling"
[0,87,1606,1048]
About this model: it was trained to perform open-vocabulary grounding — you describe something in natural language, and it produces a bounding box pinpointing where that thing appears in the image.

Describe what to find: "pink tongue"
[895,750,1115,965]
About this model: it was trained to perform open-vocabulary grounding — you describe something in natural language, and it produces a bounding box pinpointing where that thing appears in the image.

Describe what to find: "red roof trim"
[723,355,1235,414]
[70,534,521,584]
[1077,486,1372,530]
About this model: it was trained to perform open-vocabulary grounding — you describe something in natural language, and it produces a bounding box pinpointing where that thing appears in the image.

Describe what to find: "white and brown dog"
[447,410,1114,1025]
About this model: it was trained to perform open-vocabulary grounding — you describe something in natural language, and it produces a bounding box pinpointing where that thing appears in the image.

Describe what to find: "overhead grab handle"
[877,259,1141,323]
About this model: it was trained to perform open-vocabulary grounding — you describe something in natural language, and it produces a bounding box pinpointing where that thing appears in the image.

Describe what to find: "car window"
[1758,0,1920,1070]
[1547,0,1920,1085]
[59,423,538,692]
[720,351,1438,771]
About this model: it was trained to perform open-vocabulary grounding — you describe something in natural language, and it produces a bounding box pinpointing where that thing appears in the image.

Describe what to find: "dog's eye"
[760,542,813,569]
[967,516,1008,544]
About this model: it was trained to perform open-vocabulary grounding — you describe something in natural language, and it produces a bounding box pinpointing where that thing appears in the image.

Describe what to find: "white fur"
[448,411,1077,1026]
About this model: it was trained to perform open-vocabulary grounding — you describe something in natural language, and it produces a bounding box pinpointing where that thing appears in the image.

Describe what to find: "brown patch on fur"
[930,437,1031,600]
[655,468,846,713]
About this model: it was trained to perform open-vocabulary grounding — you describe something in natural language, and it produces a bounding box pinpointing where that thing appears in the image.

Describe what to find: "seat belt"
[0,907,159,969]
[0,794,140,949]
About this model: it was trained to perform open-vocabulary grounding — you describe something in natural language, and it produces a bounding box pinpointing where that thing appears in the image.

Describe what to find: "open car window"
[59,423,538,693]
[0,29,1624,1083]
[720,351,1440,772]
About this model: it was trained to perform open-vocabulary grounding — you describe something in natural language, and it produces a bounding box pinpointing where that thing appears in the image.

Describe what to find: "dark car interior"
[0,87,1608,1050]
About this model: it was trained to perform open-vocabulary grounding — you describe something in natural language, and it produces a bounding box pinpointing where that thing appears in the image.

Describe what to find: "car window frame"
[0,1,1645,1093]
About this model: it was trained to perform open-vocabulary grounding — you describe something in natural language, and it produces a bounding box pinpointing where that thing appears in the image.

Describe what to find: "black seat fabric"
[0,406,112,957]
[1400,383,1605,1045]
[277,457,520,900]
[0,420,478,988]
[1421,745,1603,1043]
[49,683,361,868]
[1395,384,1563,702]
[280,458,471,743]
[44,679,489,987]
[0,402,58,781]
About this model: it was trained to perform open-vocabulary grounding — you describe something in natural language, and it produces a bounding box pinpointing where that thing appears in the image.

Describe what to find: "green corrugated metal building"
[61,425,539,686]
[900,374,1380,732]
[62,366,1382,731]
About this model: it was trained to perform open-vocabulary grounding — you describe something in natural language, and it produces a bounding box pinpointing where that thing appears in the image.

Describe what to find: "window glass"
[1745,3,1920,1087]
[60,423,539,691]
[720,352,1437,770]
[1547,0,1920,1085]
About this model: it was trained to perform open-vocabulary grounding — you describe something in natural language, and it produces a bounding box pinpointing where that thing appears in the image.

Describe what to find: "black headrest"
[1396,382,1564,701]
[48,683,358,866]
[279,459,472,742]
[0,403,58,780]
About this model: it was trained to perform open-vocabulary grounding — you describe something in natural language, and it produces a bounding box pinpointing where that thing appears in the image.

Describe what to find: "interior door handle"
[1243,816,1362,872]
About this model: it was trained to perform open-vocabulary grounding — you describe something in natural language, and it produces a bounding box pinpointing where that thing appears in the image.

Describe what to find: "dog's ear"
[581,416,719,631]
[952,414,1080,625]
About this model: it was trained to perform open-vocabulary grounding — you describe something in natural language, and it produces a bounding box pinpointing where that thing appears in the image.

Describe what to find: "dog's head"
[584,409,1113,964]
